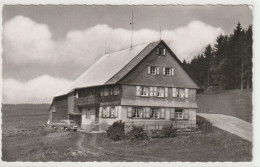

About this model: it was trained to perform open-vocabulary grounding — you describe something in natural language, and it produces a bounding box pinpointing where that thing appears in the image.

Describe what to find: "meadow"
[1,89,253,161]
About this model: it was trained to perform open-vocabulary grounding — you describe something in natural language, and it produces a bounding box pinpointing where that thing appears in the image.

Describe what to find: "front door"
[95,107,99,124]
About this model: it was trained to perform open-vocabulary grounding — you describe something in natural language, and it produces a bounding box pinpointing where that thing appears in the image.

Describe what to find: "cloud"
[3,16,224,103]
[3,16,55,65]
[3,16,224,68]
[2,75,72,103]
[163,21,224,61]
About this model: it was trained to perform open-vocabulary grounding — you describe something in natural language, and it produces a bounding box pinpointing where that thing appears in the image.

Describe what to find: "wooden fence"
[124,120,212,133]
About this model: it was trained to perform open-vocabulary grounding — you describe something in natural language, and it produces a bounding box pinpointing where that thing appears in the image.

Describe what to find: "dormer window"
[157,48,166,56]
[148,66,159,75]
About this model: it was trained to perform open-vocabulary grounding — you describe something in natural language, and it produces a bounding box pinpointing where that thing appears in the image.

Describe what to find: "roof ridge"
[105,40,159,55]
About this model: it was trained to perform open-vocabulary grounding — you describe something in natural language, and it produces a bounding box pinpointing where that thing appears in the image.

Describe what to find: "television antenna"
[130,10,134,48]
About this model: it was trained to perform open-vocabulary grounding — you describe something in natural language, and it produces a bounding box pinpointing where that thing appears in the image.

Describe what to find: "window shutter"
[153,87,157,96]
[103,108,107,118]
[185,89,189,98]
[165,87,168,97]
[170,108,175,119]
[163,68,165,75]
[136,86,140,96]
[171,68,174,75]
[163,49,166,55]
[145,107,150,118]
[156,67,160,74]
[114,107,118,117]
[172,88,176,97]
[157,48,159,55]
[161,108,165,119]
[99,107,103,118]
[184,109,189,119]
[150,87,154,96]
[107,107,110,117]
[148,66,151,74]
[127,107,132,118]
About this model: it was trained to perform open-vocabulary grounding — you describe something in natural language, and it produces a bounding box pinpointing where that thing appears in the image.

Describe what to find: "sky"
[2,5,253,103]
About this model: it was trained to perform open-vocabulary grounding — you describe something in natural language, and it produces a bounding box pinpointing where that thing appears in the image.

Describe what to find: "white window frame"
[165,68,171,76]
[101,106,117,118]
[132,107,143,118]
[150,108,159,118]
[148,66,159,75]
[150,66,157,75]
[173,88,186,98]
[157,48,166,56]
[140,86,149,96]
[156,87,165,97]
[174,109,184,119]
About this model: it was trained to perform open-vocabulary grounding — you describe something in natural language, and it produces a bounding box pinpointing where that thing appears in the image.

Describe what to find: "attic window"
[163,67,174,76]
[157,48,166,56]
[148,66,159,75]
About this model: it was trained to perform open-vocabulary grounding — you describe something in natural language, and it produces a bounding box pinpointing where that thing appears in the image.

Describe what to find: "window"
[148,66,159,75]
[174,109,184,119]
[157,48,166,55]
[150,108,165,119]
[101,106,117,118]
[172,88,188,98]
[111,107,116,117]
[171,109,189,120]
[153,87,168,97]
[127,107,166,119]
[100,88,104,96]
[156,87,165,97]
[104,87,109,96]
[150,108,159,118]
[165,68,171,75]
[163,67,174,76]
[113,86,120,95]
[136,86,149,96]
[110,87,113,95]
[128,107,150,118]
[132,107,143,118]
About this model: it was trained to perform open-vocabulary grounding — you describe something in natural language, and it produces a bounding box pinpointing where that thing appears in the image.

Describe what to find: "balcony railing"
[77,96,100,106]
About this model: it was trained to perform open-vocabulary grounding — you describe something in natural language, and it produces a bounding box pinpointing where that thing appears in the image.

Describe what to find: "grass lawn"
[1,103,252,161]
[197,89,252,122]
[2,127,252,161]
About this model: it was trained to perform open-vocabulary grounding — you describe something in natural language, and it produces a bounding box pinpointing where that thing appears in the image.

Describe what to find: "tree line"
[183,23,252,91]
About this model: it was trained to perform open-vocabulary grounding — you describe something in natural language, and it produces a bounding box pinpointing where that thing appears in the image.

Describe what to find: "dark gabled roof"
[55,40,202,98]
[105,40,161,84]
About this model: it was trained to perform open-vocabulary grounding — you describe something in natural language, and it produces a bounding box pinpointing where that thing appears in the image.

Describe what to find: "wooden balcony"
[77,96,100,106]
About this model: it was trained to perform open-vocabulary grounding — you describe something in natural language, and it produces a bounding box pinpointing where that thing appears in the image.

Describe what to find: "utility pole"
[130,10,134,48]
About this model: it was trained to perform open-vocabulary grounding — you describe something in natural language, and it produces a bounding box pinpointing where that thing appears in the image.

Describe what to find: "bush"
[162,124,177,137]
[126,125,148,140]
[106,120,125,141]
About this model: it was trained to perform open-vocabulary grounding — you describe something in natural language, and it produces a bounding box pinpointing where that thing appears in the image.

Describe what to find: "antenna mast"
[130,10,134,48]
[160,26,161,40]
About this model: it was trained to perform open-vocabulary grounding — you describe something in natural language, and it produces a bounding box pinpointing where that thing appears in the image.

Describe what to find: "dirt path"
[197,113,252,142]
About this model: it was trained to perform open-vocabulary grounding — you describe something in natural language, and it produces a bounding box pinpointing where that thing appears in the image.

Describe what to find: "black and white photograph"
[1,2,257,165]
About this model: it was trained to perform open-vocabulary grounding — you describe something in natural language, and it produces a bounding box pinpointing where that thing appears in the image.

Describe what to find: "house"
[49,40,201,131]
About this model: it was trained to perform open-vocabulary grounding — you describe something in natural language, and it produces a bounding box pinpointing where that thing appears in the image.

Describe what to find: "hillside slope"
[197,89,252,123]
